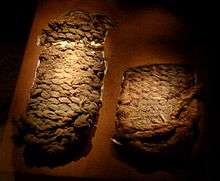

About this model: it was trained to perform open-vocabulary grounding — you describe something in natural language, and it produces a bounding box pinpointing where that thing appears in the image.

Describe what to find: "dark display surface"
[0,0,217,180]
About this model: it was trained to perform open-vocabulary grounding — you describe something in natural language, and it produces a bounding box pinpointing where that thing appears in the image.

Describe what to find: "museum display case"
[0,0,215,180]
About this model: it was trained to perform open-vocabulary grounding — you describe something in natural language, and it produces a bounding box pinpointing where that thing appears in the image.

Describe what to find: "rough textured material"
[114,64,202,156]
[18,11,113,155]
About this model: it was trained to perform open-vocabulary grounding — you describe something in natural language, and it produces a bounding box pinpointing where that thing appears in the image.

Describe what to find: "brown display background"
[0,0,211,180]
